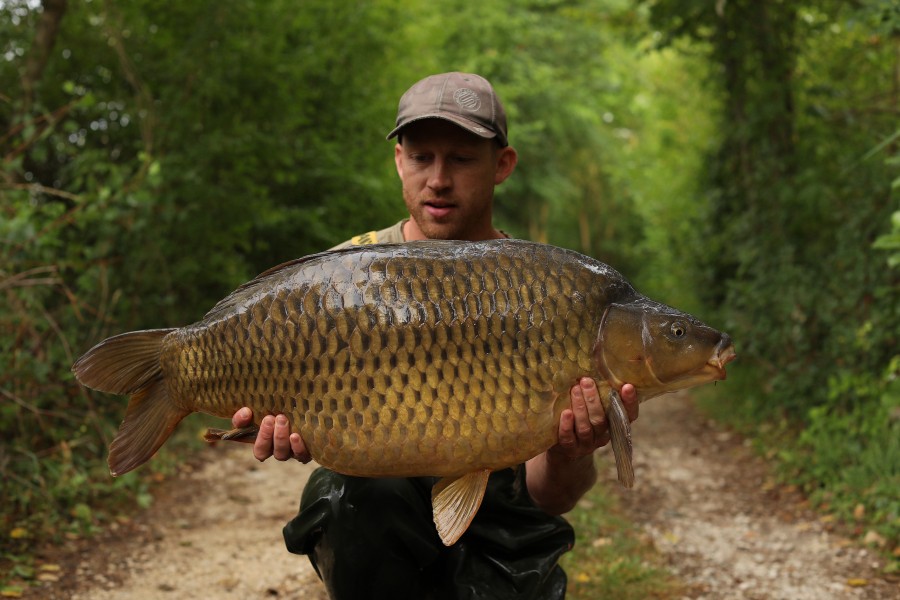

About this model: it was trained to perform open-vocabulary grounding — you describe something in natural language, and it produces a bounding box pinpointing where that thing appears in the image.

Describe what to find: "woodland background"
[1,0,898,582]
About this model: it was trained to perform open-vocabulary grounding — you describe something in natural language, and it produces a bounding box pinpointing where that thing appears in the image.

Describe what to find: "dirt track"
[32,452,328,599]
[27,393,897,599]
[608,393,897,599]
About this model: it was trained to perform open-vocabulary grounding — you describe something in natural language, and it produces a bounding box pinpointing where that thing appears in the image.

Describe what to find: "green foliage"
[794,358,900,543]
[1,0,413,567]
[874,208,900,267]
[649,0,900,552]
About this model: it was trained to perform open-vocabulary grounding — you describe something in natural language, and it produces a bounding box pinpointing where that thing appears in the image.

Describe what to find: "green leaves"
[873,210,900,268]
[648,0,900,553]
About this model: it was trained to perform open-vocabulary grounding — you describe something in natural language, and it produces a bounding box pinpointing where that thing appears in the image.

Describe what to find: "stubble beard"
[403,190,493,241]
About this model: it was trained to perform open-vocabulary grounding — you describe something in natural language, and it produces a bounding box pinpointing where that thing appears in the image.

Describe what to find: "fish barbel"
[73,239,735,545]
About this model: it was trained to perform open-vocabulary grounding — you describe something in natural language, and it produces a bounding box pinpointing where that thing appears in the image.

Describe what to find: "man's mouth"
[424,201,455,219]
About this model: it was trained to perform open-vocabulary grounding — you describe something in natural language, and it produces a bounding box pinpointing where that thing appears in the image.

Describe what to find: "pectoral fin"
[431,470,491,546]
[603,389,634,488]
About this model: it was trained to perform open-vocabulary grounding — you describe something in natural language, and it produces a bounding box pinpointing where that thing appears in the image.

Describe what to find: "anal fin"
[204,425,259,444]
[431,470,491,546]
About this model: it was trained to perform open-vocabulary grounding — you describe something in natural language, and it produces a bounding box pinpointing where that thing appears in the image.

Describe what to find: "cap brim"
[386,114,500,143]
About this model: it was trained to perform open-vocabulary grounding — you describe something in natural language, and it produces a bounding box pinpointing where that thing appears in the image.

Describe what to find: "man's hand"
[526,379,639,514]
[231,407,311,463]
[551,378,638,460]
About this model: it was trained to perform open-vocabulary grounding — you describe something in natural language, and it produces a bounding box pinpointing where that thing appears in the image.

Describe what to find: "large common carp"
[73,239,735,545]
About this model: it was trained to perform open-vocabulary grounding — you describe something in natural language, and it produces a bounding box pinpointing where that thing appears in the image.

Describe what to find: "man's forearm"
[525,450,598,515]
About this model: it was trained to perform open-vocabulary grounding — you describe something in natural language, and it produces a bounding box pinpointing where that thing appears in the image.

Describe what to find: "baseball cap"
[386,72,509,147]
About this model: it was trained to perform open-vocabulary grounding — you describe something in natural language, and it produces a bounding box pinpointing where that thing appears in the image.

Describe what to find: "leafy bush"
[796,358,900,543]
[650,0,900,556]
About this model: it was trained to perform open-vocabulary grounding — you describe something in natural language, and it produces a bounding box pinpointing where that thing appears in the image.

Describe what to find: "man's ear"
[494,146,518,185]
[394,143,404,178]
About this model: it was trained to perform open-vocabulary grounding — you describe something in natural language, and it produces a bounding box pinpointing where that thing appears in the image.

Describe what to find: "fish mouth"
[707,337,737,380]
[654,338,736,391]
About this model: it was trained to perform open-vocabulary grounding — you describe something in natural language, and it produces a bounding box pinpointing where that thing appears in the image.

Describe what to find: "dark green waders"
[283,467,575,600]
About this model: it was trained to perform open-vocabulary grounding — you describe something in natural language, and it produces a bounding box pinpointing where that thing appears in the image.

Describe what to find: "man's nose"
[427,159,451,190]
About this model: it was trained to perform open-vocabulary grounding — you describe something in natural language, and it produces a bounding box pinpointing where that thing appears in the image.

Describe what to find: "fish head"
[594,299,736,398]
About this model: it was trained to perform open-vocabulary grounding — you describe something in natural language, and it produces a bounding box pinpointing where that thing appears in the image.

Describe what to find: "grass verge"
[0,413,227,597]
[561,479,682,599]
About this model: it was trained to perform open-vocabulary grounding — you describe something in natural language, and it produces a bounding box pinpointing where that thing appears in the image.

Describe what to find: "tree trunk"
[21,0,68,112]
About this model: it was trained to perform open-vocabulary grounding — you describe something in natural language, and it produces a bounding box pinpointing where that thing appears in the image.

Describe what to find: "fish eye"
[671,322,686,337]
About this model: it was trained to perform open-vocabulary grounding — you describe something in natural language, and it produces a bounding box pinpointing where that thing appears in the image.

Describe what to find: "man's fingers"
[557,377,616,458]
[232,406,252,429]
[556,409,576,450]
[573,377,609,448]
[289,433,311,463]
[253,415,276,462]
[620,383,639,422]
[272,415,293,461]
[248,413,307,462]
[579,377,606,429]
[570,381,595,440]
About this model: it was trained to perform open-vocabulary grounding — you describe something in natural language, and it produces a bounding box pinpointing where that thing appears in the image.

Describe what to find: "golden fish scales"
[162,242,600,478]
[73,239,735,545]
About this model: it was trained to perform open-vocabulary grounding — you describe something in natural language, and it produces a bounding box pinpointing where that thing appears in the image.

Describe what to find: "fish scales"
[156,242,600,477]
[73,239,735,545]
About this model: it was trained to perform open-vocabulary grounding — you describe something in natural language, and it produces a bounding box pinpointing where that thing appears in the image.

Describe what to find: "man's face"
[395,119,516,241]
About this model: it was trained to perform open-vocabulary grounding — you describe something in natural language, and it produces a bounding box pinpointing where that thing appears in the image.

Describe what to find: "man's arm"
[525,379,638,515]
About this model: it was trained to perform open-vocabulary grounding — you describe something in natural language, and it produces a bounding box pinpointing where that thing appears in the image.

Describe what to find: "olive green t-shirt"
[331,219,509,249]
[330,220,407,250]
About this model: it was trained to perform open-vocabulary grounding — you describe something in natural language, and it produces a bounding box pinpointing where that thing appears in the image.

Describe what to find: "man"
[232,72,638,599]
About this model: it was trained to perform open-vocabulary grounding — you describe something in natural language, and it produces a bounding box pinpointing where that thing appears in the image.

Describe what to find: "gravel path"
[613,392,897,599]
[32,448,328,599]
[27,393,897,599]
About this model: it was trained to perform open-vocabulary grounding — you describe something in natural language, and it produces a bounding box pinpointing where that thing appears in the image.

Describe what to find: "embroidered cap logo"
[453,88,481,112]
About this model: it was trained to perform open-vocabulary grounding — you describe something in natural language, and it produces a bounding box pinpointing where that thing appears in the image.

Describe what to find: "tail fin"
[73,329,174,394]
[73,329,190,476]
